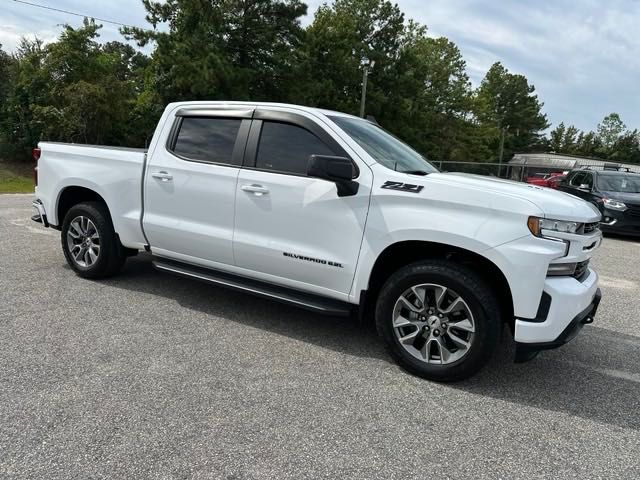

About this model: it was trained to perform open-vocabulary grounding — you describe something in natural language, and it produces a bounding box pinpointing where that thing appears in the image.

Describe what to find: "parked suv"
[557,167,640,236]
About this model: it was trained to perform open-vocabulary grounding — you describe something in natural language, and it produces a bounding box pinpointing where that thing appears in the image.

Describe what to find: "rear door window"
[172,117,242,165]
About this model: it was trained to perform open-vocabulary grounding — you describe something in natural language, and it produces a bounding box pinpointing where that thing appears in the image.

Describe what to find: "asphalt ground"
[1,193,639,479]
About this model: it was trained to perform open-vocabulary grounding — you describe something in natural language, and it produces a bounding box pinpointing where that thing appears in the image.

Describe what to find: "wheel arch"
[56,185,110,227]
[362,240,514,328]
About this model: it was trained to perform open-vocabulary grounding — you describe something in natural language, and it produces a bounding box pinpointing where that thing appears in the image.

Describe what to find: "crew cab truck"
[32,102,603,381]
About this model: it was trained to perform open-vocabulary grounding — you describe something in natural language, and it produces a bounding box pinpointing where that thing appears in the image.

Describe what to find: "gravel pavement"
[1,193,639,479]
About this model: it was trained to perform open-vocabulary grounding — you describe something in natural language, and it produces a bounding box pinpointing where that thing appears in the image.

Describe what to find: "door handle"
[241,184,269,196]
[152,171,173,182]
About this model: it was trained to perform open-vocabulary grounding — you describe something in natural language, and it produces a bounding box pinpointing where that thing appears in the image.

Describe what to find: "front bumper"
[31,199,49,227]
[515,287,601,362]
[600,207,640,236]
[514,267,599,342]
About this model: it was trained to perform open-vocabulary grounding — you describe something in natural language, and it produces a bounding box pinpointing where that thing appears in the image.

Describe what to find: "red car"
[525,172,566,189]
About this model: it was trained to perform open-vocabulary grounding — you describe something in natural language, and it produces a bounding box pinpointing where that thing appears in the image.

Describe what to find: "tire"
[61,201,126,279]
[375,260,501,382]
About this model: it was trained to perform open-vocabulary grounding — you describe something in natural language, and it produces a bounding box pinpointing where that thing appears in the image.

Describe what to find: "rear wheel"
[375,260,501,382]
[61,201,126,278]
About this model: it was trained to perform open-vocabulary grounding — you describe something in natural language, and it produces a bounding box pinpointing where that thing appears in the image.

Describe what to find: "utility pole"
[498,125,506,165]
[359,59,375,118]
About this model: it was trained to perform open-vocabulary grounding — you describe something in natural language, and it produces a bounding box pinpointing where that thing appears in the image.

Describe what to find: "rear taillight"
[32,148,40,187]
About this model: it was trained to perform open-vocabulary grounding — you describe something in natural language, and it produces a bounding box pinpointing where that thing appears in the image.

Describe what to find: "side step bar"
[152,258,354,316]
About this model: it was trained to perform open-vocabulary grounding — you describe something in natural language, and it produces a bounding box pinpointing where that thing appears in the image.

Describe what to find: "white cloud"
[0,0,149,52]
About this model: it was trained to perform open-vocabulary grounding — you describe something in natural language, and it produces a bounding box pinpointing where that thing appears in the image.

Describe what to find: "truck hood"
[432,172,601,222]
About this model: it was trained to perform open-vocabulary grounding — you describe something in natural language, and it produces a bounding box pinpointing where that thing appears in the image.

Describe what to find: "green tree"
[3,38,48,159]
[123,0,307,103]
[0,44,13,108]
[293,0,406,113]
[0,44,17,158]
[384,34,489,161]
[548,122,581,154]
[548,122,566,152]
[596,113,626,151]
[547,122,605,159]
[609,130,640,164]
[574,131,602,158]
[297,2,487,161]
[1,20,151,159]
[475,62,549,162]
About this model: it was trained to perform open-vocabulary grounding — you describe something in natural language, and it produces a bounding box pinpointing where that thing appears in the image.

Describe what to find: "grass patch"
[0,162,34,194]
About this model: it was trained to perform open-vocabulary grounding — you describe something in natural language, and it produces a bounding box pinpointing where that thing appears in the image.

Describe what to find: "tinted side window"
[569,172,585,187]
[172,117,241,164]
[582,173,594,188]
[256,122,335,175]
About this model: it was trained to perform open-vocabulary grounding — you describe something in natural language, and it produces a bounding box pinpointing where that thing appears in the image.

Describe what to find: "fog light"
[547,263,577,276]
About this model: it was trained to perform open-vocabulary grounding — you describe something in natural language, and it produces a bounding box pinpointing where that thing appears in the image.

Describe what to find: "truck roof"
[165,101,356,119]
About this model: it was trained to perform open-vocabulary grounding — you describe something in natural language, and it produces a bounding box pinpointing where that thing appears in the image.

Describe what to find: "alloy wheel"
[392,283,476,365]
[66,216,101,268]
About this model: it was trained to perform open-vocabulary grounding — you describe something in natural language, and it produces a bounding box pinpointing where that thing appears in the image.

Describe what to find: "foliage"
[122,0,307,103]
[293,0,406,113]
[1,20,153,160]
[475,62,549,161]
[546,113,640,163]
[296,1,491,161]
[597,113,626,150]
[0,0,638,166]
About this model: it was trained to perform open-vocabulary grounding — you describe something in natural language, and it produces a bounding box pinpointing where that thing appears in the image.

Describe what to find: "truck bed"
[36,141,148,248]
[39,141,147,154]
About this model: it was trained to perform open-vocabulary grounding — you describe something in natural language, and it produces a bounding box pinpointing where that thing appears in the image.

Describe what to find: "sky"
[2,0,639,132]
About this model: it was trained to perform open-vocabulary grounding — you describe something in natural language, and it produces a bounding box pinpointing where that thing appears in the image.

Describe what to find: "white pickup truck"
[32,101,602,381]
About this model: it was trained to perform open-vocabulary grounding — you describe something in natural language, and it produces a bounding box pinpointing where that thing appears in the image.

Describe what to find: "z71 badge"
[381,181,424,193]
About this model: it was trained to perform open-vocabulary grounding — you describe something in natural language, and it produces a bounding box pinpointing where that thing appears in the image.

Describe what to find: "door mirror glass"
[307,155,354,181]
[307,155,359,196]
[578,183,591,191]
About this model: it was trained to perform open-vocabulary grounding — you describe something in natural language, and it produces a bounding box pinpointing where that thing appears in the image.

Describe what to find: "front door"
[233,114,371,297]
[143,110,251,266]
[559,171,593,201]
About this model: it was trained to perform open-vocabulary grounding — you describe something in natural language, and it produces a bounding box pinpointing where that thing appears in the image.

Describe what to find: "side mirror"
[578,183,591,192]
[307,155,359,196]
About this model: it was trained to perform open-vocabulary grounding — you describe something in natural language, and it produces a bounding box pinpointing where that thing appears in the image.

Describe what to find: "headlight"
[527,217,582,237]
[603,198,627,211]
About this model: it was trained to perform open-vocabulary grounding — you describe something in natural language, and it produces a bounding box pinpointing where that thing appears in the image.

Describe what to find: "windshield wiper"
[400,170,430,176]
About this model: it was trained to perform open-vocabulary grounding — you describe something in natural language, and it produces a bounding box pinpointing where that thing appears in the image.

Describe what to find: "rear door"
[232,110,372,297]
[143,107,252,266]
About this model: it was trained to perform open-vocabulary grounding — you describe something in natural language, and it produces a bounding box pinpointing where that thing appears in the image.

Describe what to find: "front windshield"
[597,173,640,193]
[329,116,438,174]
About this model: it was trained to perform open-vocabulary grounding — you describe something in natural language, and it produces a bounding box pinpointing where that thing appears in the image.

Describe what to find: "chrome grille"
[573,260,590,281]
[582,222,600,234]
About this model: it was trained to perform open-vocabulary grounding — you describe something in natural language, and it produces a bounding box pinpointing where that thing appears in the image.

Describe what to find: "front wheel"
[375,260,501,382]
[61,201,126,279]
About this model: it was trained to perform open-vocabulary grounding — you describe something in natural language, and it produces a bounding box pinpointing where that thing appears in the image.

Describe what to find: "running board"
[152,258,353,316]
